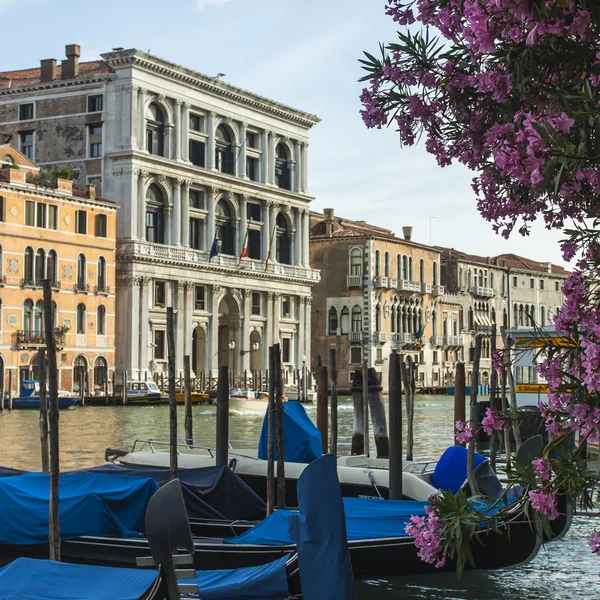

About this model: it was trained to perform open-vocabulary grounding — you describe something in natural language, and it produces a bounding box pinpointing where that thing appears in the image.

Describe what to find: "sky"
[1,0,569,266]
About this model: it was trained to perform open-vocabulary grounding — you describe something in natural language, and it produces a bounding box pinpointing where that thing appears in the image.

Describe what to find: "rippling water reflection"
[0,396,598,598]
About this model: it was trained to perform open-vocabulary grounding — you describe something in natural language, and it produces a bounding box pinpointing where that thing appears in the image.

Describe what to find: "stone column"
[138,88,147,152]
[239,121,248,178]
[137,170,148,240]
[302,209,310,267]
[270,202,277,262]
[175,100,182,161]
[241,290,251,372]
[173,179,182,247]
[210,285,221,377]
[130,276,141,377]
[127,169,139,240]
[176,282,185,372]
[304,296,312,368]
[267,292,274,347]
[262,200,271,261]
[184,283,193,366]
[207,187,217,249]
[207,111,216,171]
[301,142,308,193]
[289,160,297,194]
[130,84,139,150]
[260,130,269,184]
[268,132,276,185]
[182,103,190,162]
[298,296,306,363]
[139,277,150,377]
[294,140,302,193]
[181,180,190,248]
[294,207,302,266]
[239,194,248,257]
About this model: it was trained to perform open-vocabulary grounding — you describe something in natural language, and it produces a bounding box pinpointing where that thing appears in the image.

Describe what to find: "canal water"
[1,395,598,598]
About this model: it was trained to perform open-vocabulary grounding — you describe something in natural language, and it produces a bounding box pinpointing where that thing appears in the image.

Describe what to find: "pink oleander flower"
[531,457,552,482]
[481,408,504,435]
[455,420,473,444]
[528,489,560,520]
[491,350,503,374]
[405,504,446,568]
[590,530,600,556]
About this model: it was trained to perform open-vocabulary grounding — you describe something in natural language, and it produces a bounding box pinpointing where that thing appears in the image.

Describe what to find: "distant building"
[310,209,444,390]
[0,44,320,381]
[0,146,116,393]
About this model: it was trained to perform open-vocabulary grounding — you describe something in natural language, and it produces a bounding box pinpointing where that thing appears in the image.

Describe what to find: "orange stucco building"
[0,146,116,394]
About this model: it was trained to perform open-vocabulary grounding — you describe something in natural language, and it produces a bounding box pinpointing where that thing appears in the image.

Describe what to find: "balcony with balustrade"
[398,280,421,293]
[374,332,387,344]
[374,276,389,289]
[349,331,363,343]
[347,275,363,288]
[421,283,432,294]
[472,286,494,297]
[431,285,445,296]
[443,335,464,348]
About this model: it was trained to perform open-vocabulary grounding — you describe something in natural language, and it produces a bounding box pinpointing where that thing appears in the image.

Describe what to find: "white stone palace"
[0,45,320,379]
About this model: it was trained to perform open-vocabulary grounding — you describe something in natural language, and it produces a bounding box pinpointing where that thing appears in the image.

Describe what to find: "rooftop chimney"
[61,44,81,80]
[323,208,335,219]
[86,184,96,201]
[40,58,57,83]
[542,261,552,273]
[402,226,413,241]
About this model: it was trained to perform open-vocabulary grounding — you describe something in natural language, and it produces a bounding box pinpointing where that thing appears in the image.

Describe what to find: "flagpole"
[264,221,277,272]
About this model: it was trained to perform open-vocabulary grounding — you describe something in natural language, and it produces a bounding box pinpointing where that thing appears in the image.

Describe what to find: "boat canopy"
[225,496,429,546]
[433,446,487,495]
[0,472,158,545]
[258,401,322,463]
[81,463,266,520]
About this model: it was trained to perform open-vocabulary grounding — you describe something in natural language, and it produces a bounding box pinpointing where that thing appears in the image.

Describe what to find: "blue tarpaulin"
[288,453,355,600]
[0,472,158,545]
[226,496,428,546]
[433,445,487,494]
[79,463,266,520]
[257,401,322,463]
[0,558,156,600]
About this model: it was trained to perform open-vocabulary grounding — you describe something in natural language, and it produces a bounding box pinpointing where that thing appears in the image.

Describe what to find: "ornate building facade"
[0,45,320,380]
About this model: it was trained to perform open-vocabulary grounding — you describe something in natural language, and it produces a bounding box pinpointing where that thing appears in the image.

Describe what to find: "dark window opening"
[247,203,261,222]
[189,189,204,209]
[190,140,206,167]
[247,157,259,181]
[195,286,205,310]
[282,338,291,363]
[146,103,165,156]
[275,213,290,265]
[216,200,235,256]
[215,125,235,175]
[20,131,34,159]
[251,292,261,315]
[19,103,34,120]
[190,217,202,249]
[87,95,103,112]
[154,330,165,359]
[154,281,166,306]
[76,210,87,234]
[89,123,102,157]
[248,229,261,260]
[275,143,291,190]
[95,214,107,237]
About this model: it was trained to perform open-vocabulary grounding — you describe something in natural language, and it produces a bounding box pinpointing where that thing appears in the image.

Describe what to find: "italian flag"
[239,227,249,260]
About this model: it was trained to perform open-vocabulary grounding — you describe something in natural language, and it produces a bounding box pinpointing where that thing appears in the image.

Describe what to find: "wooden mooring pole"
[501,326,522,451]
[0,367,4,412]
[403,357,415,461]
[274,344,286,509]
[266,347,275,515]
[350,370,364,455]
[167,308,178,480]
[8,369,12,410]
[216,364,230,467]
[388,353,403,500]
[184,355,193,447]
[489,325,499,470]
[39,348,49,473]
[362,353,370,457]
[454,362,466,446]
[316,365,328,454]
[467,335,482,496]
[43,280,60,561]
[329,348,338,459]
[367,368,389,458]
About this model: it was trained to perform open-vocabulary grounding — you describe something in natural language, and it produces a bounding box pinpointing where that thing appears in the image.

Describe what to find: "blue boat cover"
[288,453,355,600]
[226,496,428,546]
[79,463,266,521]
[433,445,486,494]
[257,401,322,463]
[0,558,156,600]
[0,466,26,477]
[182,555,290,599]
[0,472,158,545]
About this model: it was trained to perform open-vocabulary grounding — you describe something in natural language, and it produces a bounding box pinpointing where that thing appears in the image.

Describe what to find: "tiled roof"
[494,253,570,276]
[0,61,112,89]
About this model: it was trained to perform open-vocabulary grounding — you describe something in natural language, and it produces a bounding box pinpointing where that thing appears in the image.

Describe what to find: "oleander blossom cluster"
[405,505,446,567]
[481,408,504,435]
[360,0,600,237]
[454,420,473,444]
[528,489,560,520]
[531,457,552,482]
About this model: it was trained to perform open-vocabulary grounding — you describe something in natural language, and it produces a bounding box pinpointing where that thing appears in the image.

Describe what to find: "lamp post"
[301,354,308,403]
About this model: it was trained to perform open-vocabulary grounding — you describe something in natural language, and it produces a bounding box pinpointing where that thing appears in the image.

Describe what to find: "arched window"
[503,308,508,328]
[73,355,88,394]
[541,305,546,326]
[34,300,44,334]
[275,213,291,264]
[419,258,425,283]
[146,184,165,244]
[216,199,235,256]
[215,125,235,175]
[384,252,390,277]
[408,257,413,281]
[459,267,463,289]
[23,299,34,335]
[328,307,338,335]
[468,307,473,330]
[513,303,518,327]
[275,144,291,189]
[24,247,34,284]
[97,257,106,292]
[351,306,362,332]
[146,103,165,156]
[77,303,86,334]
[396,254,401,280]
[35,248,45,283]
[340,307,349,335]
[453,319,458,336]
[490,273,495,290]
[432,310,437,338]
[530,304,535,326]
[94,356,108,389]
[402,255,408,280]
[77,254,86,290]
[375,304,381,332]
[433,261,438,286]
[47,250,57,286]
[478,269,484,287]
[97,305,105,335]
[468,270,472,289]
[518,304,524,326]
[350,249,362,275]
[491,308,496,324]
[375,250,380,277]
[391,306,396,333]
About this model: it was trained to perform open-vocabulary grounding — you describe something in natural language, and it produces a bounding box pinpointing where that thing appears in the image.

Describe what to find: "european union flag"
[209,238,219,261]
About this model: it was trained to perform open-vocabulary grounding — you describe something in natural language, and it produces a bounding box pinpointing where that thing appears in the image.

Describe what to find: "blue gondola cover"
[433,445,487,494]
[0,472,158,544]
[0,558,156,600]
[257,401,322,463]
